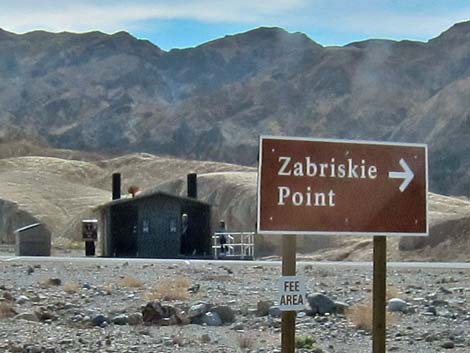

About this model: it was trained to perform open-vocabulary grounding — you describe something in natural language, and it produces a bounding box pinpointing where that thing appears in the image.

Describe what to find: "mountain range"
[1,22,470,195]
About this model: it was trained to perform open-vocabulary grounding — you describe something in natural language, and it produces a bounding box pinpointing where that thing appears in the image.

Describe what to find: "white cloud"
[0,0,308,33]
[0,0,468,43]
[331,10,470,39]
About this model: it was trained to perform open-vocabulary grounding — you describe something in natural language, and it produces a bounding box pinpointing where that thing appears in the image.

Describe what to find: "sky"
[1,0,470,50]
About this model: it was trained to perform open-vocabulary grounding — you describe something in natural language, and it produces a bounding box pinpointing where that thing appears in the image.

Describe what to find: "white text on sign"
[277,156,379,208]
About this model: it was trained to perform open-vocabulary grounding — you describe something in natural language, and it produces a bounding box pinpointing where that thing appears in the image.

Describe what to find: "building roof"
[15,223,41,233]
[95,189,210,210]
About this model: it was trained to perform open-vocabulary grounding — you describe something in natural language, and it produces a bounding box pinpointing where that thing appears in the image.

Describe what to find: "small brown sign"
[257,136,428,236]
[82,219,98,241]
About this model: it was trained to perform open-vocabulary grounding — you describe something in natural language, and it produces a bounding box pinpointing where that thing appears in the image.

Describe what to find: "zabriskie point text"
[276,156,378,207]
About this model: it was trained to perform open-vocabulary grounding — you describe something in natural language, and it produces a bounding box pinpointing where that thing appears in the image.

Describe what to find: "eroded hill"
[0,143,469,261]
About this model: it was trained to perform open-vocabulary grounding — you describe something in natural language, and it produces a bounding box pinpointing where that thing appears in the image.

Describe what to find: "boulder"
[112,314,129,325]
[91,314,108,326]
[35,307,57,321]
[202,312,222,326]
[257,300,274,316]
[142,301,189,325]
[142,302,166,323]
[210,305,235,323]
[174,308,191,325]
[334,301,349,314]
[306,293,336,315]
[388,298,409,313]
[128,312,143,326]
[189,302,210,318]
[3,291,14,301]
[441,341,455,349]
[15,312,38,322]
[15,295,30,304]
[47,278,62,286]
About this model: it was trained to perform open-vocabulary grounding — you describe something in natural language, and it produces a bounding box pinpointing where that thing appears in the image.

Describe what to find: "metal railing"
[212,232,255,260]
[0,244,15,253]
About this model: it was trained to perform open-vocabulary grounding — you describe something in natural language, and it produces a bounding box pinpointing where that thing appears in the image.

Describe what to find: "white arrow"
[388,158,414,192]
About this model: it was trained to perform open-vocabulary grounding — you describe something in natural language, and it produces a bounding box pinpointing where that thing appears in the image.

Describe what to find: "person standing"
[218,220,228,255]
[181,214,189,255]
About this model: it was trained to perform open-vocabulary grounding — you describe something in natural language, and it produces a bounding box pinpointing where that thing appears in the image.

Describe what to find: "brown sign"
[82,220,98,241]
[257,136,428,236]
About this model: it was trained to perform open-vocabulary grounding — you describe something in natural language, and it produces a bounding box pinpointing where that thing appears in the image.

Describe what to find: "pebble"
[91,314,108,326]
[441,341,455,349]
[425,306,437,316]
[231,322,244,330]
[15,295,30,304]
[268,306,281,318]
[48,278,62,286]
[200,334,211,343]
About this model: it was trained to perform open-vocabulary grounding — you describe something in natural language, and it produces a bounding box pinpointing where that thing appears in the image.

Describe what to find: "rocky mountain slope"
[2,23,470,195]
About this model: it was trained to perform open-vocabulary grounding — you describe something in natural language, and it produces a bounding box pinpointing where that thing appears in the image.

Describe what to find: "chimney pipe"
[187,173,197,199]
[112,173,121,200]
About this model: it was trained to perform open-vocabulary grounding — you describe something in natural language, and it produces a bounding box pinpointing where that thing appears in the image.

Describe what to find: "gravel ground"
[0,258,469,353]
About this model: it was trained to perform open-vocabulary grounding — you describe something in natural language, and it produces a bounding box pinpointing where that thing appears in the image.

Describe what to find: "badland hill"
[0,142,469,261]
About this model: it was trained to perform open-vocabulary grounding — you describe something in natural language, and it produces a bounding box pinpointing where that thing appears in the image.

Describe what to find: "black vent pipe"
[187,173,197,199]
[112,173,121,200]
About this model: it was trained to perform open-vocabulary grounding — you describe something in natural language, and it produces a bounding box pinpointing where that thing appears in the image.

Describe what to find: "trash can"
[15,223,51,256]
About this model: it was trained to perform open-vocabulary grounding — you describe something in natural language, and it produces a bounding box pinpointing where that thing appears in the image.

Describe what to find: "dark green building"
[97,190,212,258]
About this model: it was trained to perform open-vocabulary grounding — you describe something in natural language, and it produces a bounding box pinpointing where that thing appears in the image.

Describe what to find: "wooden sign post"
[373,236,387,353]
[257,136,428,353]
[281,235,296,353]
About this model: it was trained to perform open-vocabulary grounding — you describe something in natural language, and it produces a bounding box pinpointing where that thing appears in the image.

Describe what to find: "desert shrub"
[38,277,62,288]
[68,241,84,250]
[347,301,396,332]
[295,336,316,349]
[237,334,256,350]
[203,274,232,281]
[144,277,191,301]
[63,282,80,294]
[347,303,373,331]
[101,283,113,295]
[172,333,185,346]
[347,284,401,331]
[53,237,85,250]
[47,278,62,286]
[386,286,401,300]
[118,276,144,288]
[0,303,16,319]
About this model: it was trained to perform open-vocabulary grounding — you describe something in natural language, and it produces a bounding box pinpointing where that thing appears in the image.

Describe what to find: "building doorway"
[111,204,138,257]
